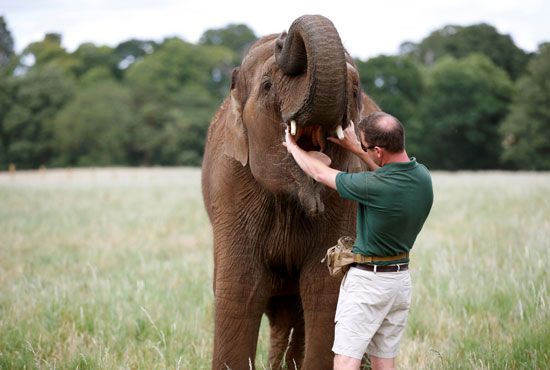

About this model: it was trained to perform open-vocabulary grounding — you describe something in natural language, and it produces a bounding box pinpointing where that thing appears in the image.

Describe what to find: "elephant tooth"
[312,128,319,147]
[336,125,344,140]
[290,120,297,136]
[315,126,326,152]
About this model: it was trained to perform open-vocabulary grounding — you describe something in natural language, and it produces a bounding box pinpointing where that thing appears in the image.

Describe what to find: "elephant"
[201,14,380,369]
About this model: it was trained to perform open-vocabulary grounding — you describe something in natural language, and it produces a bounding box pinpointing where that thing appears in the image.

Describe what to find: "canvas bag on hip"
[321,236,355,278]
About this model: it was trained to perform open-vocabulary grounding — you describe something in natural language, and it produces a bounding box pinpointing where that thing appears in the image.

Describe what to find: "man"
[283,112,433,370]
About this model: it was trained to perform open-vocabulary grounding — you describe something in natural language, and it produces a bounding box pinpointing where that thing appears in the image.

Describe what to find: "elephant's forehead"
[241,39,277,72]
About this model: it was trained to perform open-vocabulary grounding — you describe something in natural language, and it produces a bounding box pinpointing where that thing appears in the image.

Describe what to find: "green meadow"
[1,168,549,369]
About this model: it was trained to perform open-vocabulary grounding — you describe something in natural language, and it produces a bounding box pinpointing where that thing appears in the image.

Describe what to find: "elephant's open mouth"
[288,121,344,153]
[294,125,326,152]
[286,120,345,216]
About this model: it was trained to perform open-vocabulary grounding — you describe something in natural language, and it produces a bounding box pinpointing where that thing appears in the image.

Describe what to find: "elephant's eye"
[262,81,272,91]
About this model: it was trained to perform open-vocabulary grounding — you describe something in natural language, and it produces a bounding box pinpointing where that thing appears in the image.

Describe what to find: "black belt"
[351,263,408,272]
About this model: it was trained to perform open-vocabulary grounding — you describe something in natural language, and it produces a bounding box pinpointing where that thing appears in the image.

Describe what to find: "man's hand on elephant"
[283,127,298,154]
[327,120,362,154]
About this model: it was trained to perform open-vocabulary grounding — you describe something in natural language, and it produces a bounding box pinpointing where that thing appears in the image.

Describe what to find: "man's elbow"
[311,167,328,184]
[312,169,338,190]
[311,168,323,183]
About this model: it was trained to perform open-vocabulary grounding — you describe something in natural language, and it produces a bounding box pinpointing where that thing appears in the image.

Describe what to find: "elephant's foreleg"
[265,295,305,369]
[299,262,341,370]
[212,262,269,370]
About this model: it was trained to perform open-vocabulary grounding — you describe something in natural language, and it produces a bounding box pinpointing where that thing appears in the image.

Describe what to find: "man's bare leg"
[370,355,395,370]
[333,354,361,370]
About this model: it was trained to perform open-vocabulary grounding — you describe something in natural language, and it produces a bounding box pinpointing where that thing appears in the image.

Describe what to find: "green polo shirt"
[335,157,433,265]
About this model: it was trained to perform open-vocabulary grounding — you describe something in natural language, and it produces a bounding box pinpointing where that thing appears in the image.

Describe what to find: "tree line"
[0,16,548,170]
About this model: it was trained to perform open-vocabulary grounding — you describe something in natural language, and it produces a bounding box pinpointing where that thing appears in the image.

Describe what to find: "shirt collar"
[375,157,418,173]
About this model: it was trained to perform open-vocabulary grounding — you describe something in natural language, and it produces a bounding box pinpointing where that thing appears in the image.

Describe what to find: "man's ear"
[223,67,248,166]
[375,146,384,159]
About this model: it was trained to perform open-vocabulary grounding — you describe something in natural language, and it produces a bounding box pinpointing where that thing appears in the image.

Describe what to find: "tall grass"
[0,168,213,369]
[401,172,550,369]
[1,169,549,369]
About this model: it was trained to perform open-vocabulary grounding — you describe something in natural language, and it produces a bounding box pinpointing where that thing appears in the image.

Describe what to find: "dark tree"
[51,81,137,166]
[355,55,424,153]
[0,16,15,68]
[125,37,234,165]
[499,43,550,170]
[199,24,257,58]
[400,23,531,80]
[0,65,75,169]
[71,42,117,80]
[112,39,159,78]
[20,33,80,77]
[415,54,513,170]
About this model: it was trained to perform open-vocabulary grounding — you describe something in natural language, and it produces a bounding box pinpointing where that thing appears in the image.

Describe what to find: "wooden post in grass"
[9,163,15,180]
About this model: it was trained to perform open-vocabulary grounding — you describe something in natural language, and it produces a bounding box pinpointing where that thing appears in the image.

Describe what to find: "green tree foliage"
[1,13,546,170]
[414,54,513,170]
[125,37,235,165]
[78,65,115,87]
[112,39,158,78]
[198,24,257,98]
[51,81,136,166]
[199,24,257,59]
[72,42,117,81]
[401,24,530,80]
[0,65,75,169]
[355,55,424,154]
[499,43,550,170]
[25,33,63,65]
[127,37,234,101]
[0,16,14,68]
[20,33,80,77]
[129,86,217,166]
[0,72,14,162]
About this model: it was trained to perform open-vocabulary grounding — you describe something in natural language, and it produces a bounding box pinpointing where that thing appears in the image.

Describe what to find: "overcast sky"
[2,0,549,60]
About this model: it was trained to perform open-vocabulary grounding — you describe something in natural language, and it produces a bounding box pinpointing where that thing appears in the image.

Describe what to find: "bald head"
[358,112,405,153]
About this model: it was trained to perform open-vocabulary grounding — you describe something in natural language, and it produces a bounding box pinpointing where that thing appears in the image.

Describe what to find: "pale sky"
[2,0,549,60]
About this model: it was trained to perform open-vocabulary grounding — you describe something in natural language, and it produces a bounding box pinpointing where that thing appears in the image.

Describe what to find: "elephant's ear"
[224,68,248,166]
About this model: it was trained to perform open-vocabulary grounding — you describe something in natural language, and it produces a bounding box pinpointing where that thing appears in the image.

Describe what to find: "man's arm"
[284,129,341,190]
[327,121,380,171]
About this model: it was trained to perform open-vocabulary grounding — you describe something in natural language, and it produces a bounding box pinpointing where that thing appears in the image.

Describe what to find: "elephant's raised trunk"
[275,15,348,129]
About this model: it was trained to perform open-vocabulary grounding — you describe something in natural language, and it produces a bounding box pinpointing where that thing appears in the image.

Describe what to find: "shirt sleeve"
[335,172,370,203]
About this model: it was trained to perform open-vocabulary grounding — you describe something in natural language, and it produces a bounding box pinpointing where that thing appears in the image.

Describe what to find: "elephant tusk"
[290,120,297,136]
[336,125,344,140]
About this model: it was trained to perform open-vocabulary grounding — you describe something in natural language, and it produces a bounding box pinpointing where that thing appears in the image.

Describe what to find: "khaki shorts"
[332,266,412,359]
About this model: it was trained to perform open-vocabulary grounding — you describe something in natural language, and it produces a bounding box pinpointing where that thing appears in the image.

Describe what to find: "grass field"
[1,168,549,369]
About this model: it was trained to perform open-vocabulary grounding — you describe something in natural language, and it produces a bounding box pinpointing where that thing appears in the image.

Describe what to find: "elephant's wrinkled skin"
[201,15,379,369]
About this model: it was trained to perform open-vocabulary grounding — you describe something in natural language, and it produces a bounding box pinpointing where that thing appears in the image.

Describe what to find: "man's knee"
[333,354,361,370]
[370,355,395,370]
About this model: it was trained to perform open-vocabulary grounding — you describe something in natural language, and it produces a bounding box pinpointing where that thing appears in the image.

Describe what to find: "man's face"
[360,131,383,167]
